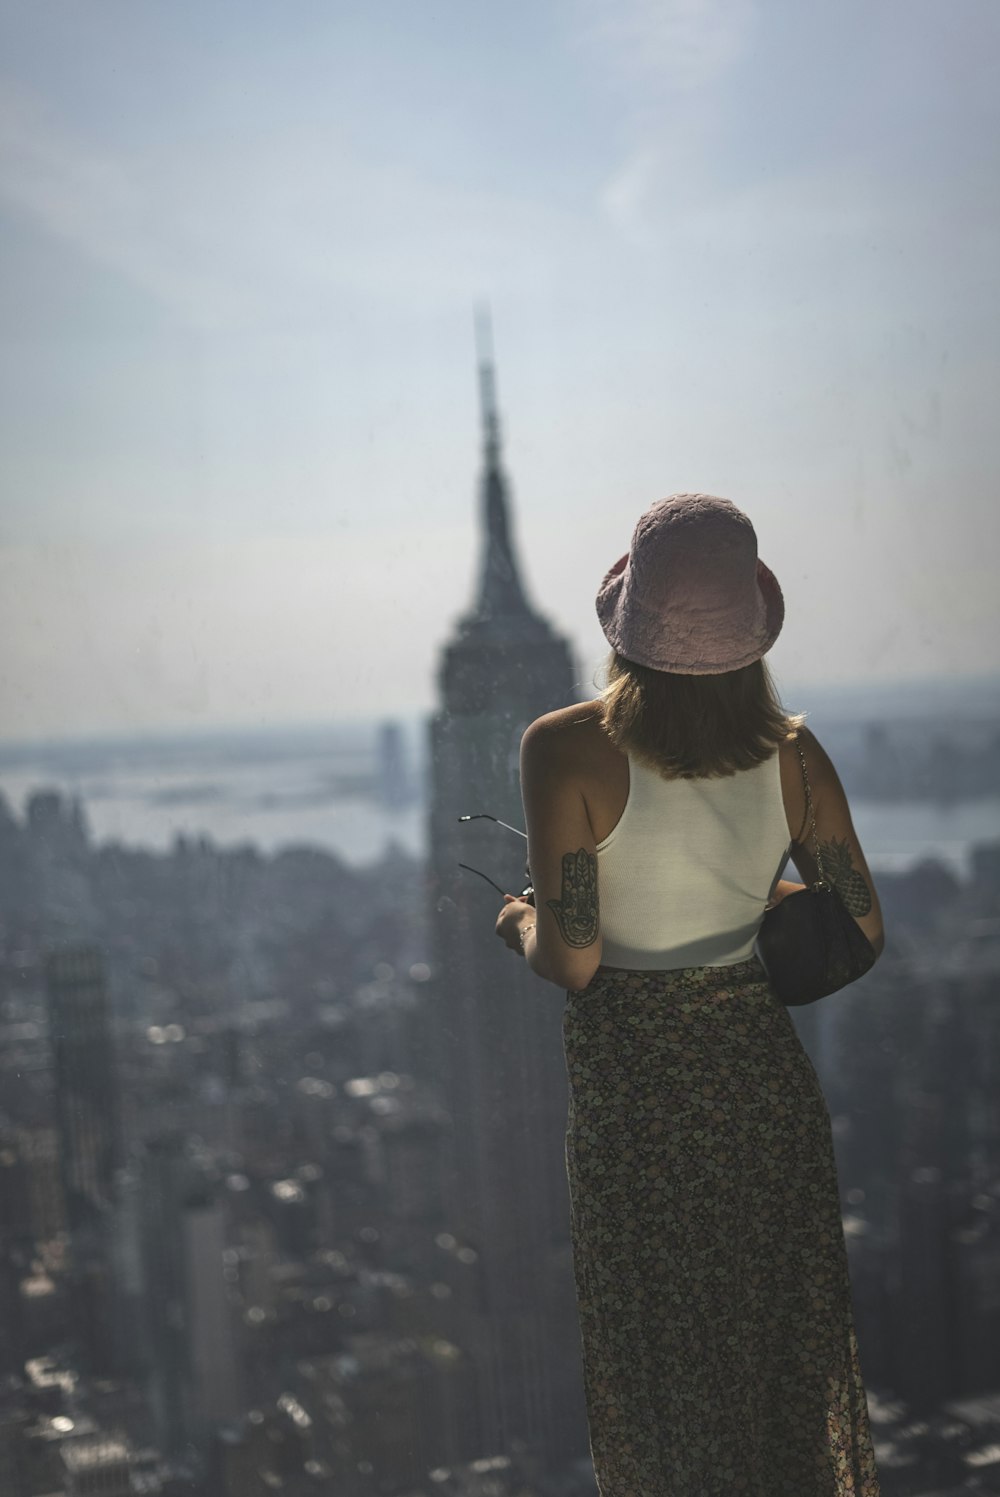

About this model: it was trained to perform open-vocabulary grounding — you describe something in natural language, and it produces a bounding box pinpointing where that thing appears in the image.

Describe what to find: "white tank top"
[596,750,790,970]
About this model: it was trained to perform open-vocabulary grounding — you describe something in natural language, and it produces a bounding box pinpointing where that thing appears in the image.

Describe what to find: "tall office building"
[44,946,121,1371]
[44,947,119,1234]
[140,1134,243,1462]
[425,328,590,1470]
[378,720,413,810]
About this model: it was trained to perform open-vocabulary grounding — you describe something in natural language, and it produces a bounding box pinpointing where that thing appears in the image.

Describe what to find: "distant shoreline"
[2,683,999,874]
[2,673,999,758]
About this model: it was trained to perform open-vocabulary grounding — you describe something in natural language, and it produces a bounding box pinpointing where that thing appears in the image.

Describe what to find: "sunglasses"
[457,814,535,906]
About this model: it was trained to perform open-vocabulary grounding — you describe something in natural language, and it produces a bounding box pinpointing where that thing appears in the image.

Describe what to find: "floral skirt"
[562,956,880,1496]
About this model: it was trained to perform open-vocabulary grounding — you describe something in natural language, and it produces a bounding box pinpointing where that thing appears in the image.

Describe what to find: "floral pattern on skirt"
[562,956,881,1496]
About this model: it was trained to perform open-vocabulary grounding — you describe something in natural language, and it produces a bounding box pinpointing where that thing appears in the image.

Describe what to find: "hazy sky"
[1,0,998,741]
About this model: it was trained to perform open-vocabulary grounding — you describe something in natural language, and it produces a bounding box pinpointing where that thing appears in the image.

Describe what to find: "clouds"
[0,20,606,336]
[576,0,757,240]
[0,84,250,327]
[2,90,601,334]
[577,0,755,95]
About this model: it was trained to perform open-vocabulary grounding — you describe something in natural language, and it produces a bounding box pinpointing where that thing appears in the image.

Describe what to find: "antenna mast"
[474,303,500,460]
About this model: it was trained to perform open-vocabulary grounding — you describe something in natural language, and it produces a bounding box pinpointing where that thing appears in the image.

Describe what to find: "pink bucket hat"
[596,493,784,674]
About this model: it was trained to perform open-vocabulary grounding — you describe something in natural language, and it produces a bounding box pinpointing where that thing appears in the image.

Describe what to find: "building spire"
[472,306,531,621]
[476,306,501,469]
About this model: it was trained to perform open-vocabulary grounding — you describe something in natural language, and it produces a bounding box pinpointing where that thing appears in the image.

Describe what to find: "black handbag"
[756,734,878,1007]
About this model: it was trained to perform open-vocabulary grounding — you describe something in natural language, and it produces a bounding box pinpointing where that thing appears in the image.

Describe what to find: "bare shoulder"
[520,700,608,769]
[778,723,851,843]
[522,699,604,746]
[779,724,843,790]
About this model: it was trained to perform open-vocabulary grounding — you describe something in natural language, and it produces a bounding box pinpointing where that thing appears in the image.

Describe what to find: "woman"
[495,493,884,1496]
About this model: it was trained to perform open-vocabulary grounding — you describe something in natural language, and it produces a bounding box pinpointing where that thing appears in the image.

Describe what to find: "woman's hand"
[765,878,806,910]
[495,894,535,954]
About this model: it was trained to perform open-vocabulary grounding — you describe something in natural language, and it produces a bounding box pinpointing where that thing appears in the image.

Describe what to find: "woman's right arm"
[780,728,886,958]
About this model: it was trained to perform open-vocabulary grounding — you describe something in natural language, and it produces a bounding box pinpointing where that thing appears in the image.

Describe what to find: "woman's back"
[596,749,789,969]
[517,695,883,987]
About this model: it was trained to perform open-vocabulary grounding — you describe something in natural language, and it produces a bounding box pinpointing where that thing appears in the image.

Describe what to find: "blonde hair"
[600,651,804,779]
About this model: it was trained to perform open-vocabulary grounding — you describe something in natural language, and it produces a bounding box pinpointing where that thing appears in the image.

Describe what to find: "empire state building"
[425,331,591,1473]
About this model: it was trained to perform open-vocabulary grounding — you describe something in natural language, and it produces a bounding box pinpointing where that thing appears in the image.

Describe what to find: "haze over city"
[2,0,999,743]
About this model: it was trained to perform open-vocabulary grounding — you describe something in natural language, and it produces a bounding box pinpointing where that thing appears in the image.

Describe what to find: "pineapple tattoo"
[818,837,872,916]
[547,849,599,946]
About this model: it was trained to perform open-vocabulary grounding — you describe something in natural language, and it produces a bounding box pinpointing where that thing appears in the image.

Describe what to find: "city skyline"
[2,0,1000,742]
[1,424,998,1488]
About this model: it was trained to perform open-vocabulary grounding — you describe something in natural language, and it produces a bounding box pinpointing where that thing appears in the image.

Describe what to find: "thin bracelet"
[518,923,536,953]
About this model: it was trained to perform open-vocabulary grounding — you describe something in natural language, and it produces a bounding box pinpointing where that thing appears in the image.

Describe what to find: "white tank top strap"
[595,749,790,970]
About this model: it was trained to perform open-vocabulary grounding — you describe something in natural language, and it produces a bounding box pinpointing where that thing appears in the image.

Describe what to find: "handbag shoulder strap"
[793,731,828,887]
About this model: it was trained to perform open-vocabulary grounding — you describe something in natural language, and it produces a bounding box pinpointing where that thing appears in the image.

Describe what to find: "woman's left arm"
[494,718,603,990]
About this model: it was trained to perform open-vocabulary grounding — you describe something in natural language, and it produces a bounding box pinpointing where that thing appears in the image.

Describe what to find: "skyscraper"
[44,945,121,1372]
[44,946,119,1235]
[140,1135,243,1461]
[426,324,590,1470]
